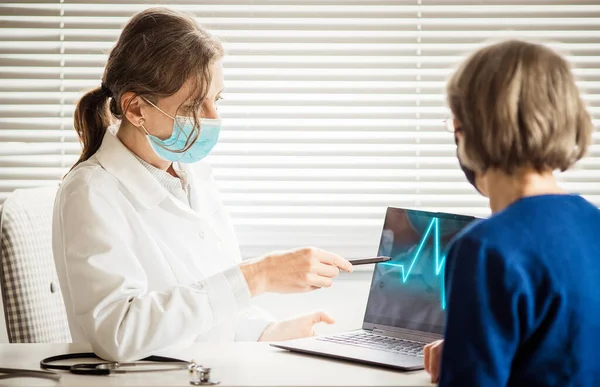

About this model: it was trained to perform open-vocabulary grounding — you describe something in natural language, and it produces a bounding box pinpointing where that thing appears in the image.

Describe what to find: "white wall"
[253,272,373,335]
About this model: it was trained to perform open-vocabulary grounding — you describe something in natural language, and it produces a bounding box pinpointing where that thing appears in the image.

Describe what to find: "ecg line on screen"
[380,217,447,310]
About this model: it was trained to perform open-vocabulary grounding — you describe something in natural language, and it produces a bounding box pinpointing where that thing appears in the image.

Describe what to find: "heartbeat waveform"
[380,217,447,309]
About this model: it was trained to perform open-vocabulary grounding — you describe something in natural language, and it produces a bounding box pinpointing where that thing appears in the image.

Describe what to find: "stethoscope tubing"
[0,367,62,381]
[40,352,188,376]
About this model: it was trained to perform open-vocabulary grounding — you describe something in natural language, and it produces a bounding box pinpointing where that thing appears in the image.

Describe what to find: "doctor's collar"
[95,128,171,209]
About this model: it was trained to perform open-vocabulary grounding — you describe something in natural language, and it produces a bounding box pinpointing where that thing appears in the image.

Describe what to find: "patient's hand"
[424,339,444,383]
[258,311,335,342]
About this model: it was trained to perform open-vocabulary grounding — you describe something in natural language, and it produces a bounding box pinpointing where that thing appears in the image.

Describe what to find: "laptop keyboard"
[317,331,426,358]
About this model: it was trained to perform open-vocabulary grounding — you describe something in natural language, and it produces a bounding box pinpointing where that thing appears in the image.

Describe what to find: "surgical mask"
[454,134,481,194]
[141,98,221,163]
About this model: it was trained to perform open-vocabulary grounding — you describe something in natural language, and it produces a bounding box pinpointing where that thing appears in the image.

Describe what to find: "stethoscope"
[0,367,61,382]
[38,352,220,385]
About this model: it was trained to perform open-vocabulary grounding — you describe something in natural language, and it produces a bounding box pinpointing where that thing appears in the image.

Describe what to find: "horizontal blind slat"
[1,1,598,258]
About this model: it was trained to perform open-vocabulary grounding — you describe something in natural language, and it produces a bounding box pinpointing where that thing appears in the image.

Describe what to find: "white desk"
[0,342,433,387]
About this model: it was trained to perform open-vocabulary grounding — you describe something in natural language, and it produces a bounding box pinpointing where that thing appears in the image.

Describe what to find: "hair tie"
[100,82,113,97]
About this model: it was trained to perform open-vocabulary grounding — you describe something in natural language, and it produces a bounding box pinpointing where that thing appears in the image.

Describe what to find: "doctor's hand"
[257,311,335,342]
[240,247,353,296]
[423,339,444,383]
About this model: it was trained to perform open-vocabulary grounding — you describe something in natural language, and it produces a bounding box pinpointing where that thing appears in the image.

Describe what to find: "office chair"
[0,186,71,343]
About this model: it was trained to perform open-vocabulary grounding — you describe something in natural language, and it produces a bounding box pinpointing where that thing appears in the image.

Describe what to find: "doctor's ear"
[121,92,145,127]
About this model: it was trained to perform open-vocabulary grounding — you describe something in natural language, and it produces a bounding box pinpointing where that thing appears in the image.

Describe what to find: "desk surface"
[0,343,433,387]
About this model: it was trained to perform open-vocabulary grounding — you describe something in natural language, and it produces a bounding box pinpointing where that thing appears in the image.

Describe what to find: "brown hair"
[71,7,224,170]
[447,39,594,173]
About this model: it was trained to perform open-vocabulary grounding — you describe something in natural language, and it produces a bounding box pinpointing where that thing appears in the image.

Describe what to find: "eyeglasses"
[444,118,462,133]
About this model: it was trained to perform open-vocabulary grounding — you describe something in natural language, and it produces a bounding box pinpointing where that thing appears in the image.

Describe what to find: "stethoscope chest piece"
[188,362,219,386]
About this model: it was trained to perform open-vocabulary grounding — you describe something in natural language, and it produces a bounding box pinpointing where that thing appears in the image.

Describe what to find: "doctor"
[52,7,353,362]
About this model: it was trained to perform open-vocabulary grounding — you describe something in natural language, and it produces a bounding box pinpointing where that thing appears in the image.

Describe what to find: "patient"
[423,40,600,386]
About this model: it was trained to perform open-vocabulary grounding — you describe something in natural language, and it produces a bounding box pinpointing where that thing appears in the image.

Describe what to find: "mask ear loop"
[140,97,187,148]
[142,97,175,120]
[138,117,181,156]
[138,118,164,147]
[138,118,151,136]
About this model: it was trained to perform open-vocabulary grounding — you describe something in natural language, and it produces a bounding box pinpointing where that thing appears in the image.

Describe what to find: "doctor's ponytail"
[72,85,112,171]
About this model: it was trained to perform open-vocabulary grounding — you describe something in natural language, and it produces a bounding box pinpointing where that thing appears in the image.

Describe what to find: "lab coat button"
[199,231,205,238]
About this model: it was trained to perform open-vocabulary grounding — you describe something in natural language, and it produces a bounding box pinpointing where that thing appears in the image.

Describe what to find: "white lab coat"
[52,129,274,361]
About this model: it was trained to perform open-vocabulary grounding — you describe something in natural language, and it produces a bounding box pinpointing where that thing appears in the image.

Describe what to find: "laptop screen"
[363,208,477,335]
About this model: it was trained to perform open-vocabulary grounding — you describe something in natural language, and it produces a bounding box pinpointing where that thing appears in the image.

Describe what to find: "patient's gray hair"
[447,39,593,173]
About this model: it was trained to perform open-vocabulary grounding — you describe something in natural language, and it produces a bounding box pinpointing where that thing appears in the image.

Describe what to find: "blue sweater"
[440,195,600,387]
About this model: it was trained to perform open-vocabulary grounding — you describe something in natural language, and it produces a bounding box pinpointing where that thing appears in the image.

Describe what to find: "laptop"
[271,207,477,371]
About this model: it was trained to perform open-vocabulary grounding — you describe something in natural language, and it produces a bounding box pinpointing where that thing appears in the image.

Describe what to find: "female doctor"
[52,7,353,362]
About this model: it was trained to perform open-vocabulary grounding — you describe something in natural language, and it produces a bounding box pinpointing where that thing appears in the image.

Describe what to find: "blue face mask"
[141,98,221,163]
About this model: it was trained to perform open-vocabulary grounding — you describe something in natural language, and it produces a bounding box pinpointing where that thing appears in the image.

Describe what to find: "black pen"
[348,256,392,266]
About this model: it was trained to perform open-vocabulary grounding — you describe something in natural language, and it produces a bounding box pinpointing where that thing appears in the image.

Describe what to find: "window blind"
[0,1,598,260]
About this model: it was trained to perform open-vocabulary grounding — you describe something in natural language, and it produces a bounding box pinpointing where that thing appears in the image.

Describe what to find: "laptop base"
[270,338,423,371]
